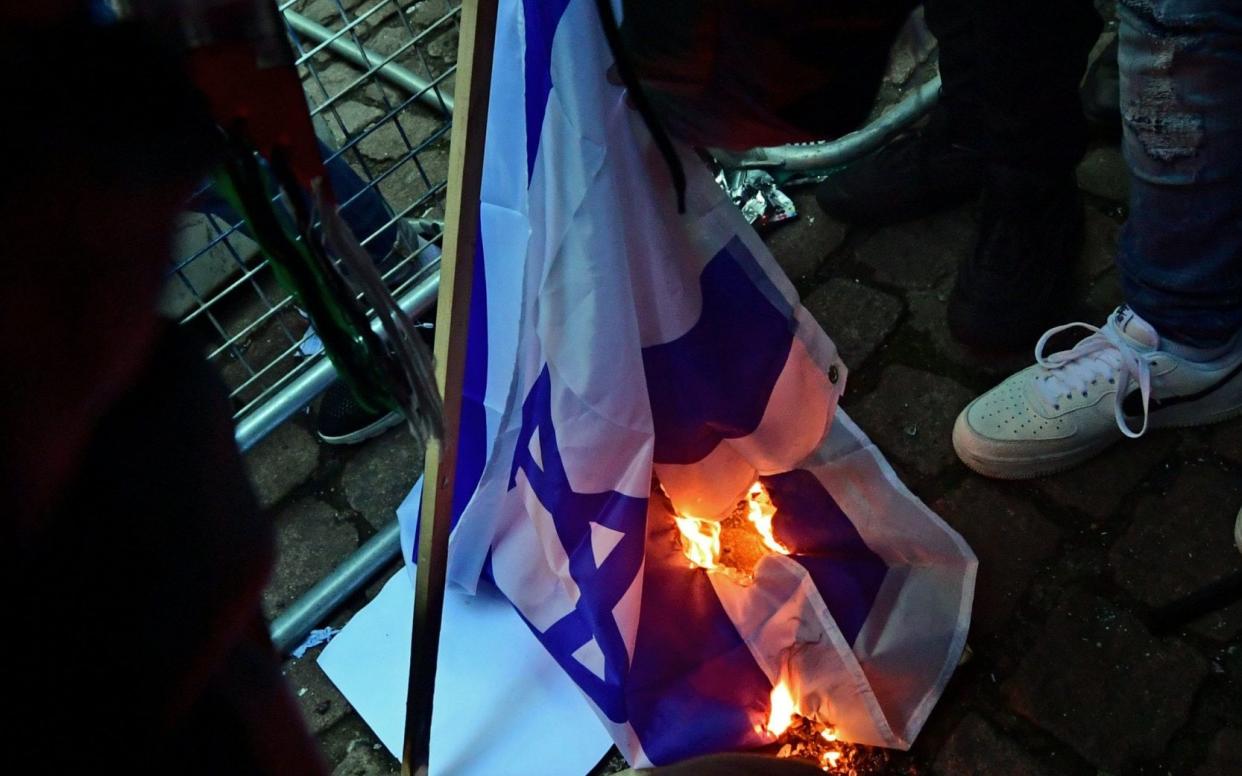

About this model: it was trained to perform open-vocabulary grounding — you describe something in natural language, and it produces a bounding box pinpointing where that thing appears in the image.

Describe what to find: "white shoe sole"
[318,410,404,446]
[954,369,1242,480]
[952,420,1118,480]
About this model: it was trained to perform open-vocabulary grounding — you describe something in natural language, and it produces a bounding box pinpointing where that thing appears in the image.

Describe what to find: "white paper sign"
[319,569,613,776]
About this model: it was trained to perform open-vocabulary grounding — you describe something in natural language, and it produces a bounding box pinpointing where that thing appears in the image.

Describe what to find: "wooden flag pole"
[402,1,498,774]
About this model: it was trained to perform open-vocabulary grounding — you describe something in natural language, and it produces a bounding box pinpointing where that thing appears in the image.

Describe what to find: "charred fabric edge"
[593,0,687,214]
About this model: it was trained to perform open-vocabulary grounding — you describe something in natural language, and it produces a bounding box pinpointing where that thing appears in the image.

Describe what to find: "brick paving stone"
[1035,430,1177,521]
[247,422,322,510]
[1076,146,1130,204]
[341,426,424,530]
[1079,206,1120,281]
[366,26,440,75]
[410,0,453,27]
[853,207,975,291]
[283,646,352,737]
[849,365,975,479]
[1226,640,1241,671]
[1196,728,1242,776]
[1083,268,1125,320]
[356,0,403,33]
[265,498,360,616]
[1110,463,1242,641]
[376,167,429,215]
[885,46,919,87]
[1003,590,1210,771]
[332,745,401,776]
[217,307,313,408]
[765,192,848,282]
[934,479,1062,637]
[933,714,1052,776]
[802,278,901,369]
[162,213,260,318]
[299,0,340,24]
[306,62,382,105]
[1211,418,1242,467]
[359,112,450,163]
[883,8,934,88]
[426,29,459,61]
[326,102,385,146]
[905,286,1032,376]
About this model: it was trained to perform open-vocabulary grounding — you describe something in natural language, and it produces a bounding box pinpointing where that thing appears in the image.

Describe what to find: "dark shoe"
[947,166,1084,351]
[1081,36,1121,139]
[317,381,404,445]
[814,119,985,224]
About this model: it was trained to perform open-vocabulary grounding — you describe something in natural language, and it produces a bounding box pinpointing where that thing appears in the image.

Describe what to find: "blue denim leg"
[1117,0,1242,346]
[195,140,400,265]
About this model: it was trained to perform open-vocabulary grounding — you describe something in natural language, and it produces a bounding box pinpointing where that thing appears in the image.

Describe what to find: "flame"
[766,681,796,737]
[766,685,853,773]
[745,482,790,555]
[673,515,721,569]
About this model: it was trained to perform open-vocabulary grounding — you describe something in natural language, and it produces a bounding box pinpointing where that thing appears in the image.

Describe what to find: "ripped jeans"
[1117,0,1242,346]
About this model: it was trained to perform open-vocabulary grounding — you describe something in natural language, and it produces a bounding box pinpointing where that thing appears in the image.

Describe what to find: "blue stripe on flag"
[509,367,648,723]
[627,514,773,764]
[762,470,888,645]
[452,228,490,527]
[402,232,486,550]
[523,0,574,179]
[643,238,796,465]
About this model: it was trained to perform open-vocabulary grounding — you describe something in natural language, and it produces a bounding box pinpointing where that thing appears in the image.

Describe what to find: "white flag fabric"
[402,0,977,767]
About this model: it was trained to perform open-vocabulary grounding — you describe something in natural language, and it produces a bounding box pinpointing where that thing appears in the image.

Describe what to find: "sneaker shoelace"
[1033,319,1153,439]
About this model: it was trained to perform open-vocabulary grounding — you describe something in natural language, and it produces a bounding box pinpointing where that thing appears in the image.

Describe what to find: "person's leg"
[194,139,403,266]
[958,0,1100,173]
[812,0,989,224]
[818,1,1103,350]
[943,0,1102,350]
[1116,0,1242,347]
[817,0,1100,223]
[951,0,1242,479]
[921,0,983,145]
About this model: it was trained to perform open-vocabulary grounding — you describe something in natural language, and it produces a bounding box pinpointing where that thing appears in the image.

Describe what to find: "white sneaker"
[953,306,1242,479]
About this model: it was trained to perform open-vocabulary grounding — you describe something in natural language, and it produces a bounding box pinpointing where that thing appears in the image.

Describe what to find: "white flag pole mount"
[402,1,498,774]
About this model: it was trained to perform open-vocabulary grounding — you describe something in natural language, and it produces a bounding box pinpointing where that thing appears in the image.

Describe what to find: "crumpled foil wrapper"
[716,168,798,228]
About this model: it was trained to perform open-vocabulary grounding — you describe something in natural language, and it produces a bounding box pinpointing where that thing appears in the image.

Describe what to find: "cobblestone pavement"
[245,6,1239,774]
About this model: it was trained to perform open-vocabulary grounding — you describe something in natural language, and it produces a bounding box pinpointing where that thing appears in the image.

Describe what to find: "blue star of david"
[508,366,648,723]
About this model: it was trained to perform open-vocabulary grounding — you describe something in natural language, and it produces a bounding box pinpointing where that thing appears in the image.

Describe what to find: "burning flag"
[403,0,977,769]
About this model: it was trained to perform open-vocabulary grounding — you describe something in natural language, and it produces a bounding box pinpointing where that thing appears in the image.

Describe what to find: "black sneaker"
[814,117,986,225]
[316,381,404,445]
[947,166,1084,352]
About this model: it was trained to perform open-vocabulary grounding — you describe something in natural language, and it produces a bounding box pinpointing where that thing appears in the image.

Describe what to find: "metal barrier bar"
[284,9,455,117]
[235,266,441,452]
[710,75,941,173]
[271,519,404,655]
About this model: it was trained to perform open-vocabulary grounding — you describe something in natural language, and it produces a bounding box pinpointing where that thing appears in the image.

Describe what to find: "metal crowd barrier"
[164,0,460,452]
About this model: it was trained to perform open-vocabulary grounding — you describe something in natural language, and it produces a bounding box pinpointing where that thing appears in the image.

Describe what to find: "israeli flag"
[403,0,976,766]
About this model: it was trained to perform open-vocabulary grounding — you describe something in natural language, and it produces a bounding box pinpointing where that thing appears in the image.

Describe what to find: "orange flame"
[766,683,850,772]
[746,482,790,555]
[673,515,721,570]
[766,680,796,737]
